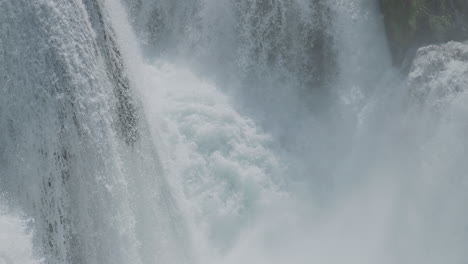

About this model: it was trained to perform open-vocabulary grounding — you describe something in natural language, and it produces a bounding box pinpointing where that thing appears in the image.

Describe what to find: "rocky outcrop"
[379,0,468,67]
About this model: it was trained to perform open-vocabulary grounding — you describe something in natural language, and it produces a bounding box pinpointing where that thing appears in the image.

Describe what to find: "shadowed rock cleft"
[379,0,468,67]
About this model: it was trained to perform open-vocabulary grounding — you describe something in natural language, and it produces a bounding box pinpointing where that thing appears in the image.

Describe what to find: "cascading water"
[1,0,468,263]
[0,1,189,263]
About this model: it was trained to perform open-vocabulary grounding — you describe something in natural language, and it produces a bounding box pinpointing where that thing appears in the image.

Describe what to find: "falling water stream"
[1,0,468,263]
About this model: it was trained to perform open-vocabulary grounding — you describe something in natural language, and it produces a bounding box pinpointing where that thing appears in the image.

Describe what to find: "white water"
[1,1,188,263]
[0,204,41,264]
[134,63,402,264]
[124,0,468,262]
[135,63,283,262]
[1,0,468,263]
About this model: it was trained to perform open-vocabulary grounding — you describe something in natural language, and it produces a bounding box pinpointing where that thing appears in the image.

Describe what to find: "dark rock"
[379,0,468,67]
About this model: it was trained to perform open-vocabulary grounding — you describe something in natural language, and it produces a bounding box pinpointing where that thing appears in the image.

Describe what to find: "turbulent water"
[1,0,468,263]
[0,203,40,264]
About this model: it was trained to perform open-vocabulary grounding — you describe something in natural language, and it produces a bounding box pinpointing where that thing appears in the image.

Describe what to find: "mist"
[1,0,467,263]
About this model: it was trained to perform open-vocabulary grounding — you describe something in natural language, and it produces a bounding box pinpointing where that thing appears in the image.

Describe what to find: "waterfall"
[2,0,468,263]
[0,1,189,263]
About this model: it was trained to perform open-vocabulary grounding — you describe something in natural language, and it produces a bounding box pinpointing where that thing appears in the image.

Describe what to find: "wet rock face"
[379,0,468,67]
[408,41,468,111]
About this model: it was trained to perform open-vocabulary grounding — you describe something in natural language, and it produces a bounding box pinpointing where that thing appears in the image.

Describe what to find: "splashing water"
[0,204,41,264]
[2,0,468,263]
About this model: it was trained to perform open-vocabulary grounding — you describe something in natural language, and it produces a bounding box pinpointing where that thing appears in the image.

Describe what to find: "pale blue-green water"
[1,0,468,263]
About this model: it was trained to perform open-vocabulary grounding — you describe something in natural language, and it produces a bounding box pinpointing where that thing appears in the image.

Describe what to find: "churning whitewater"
[1,0,468,263]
